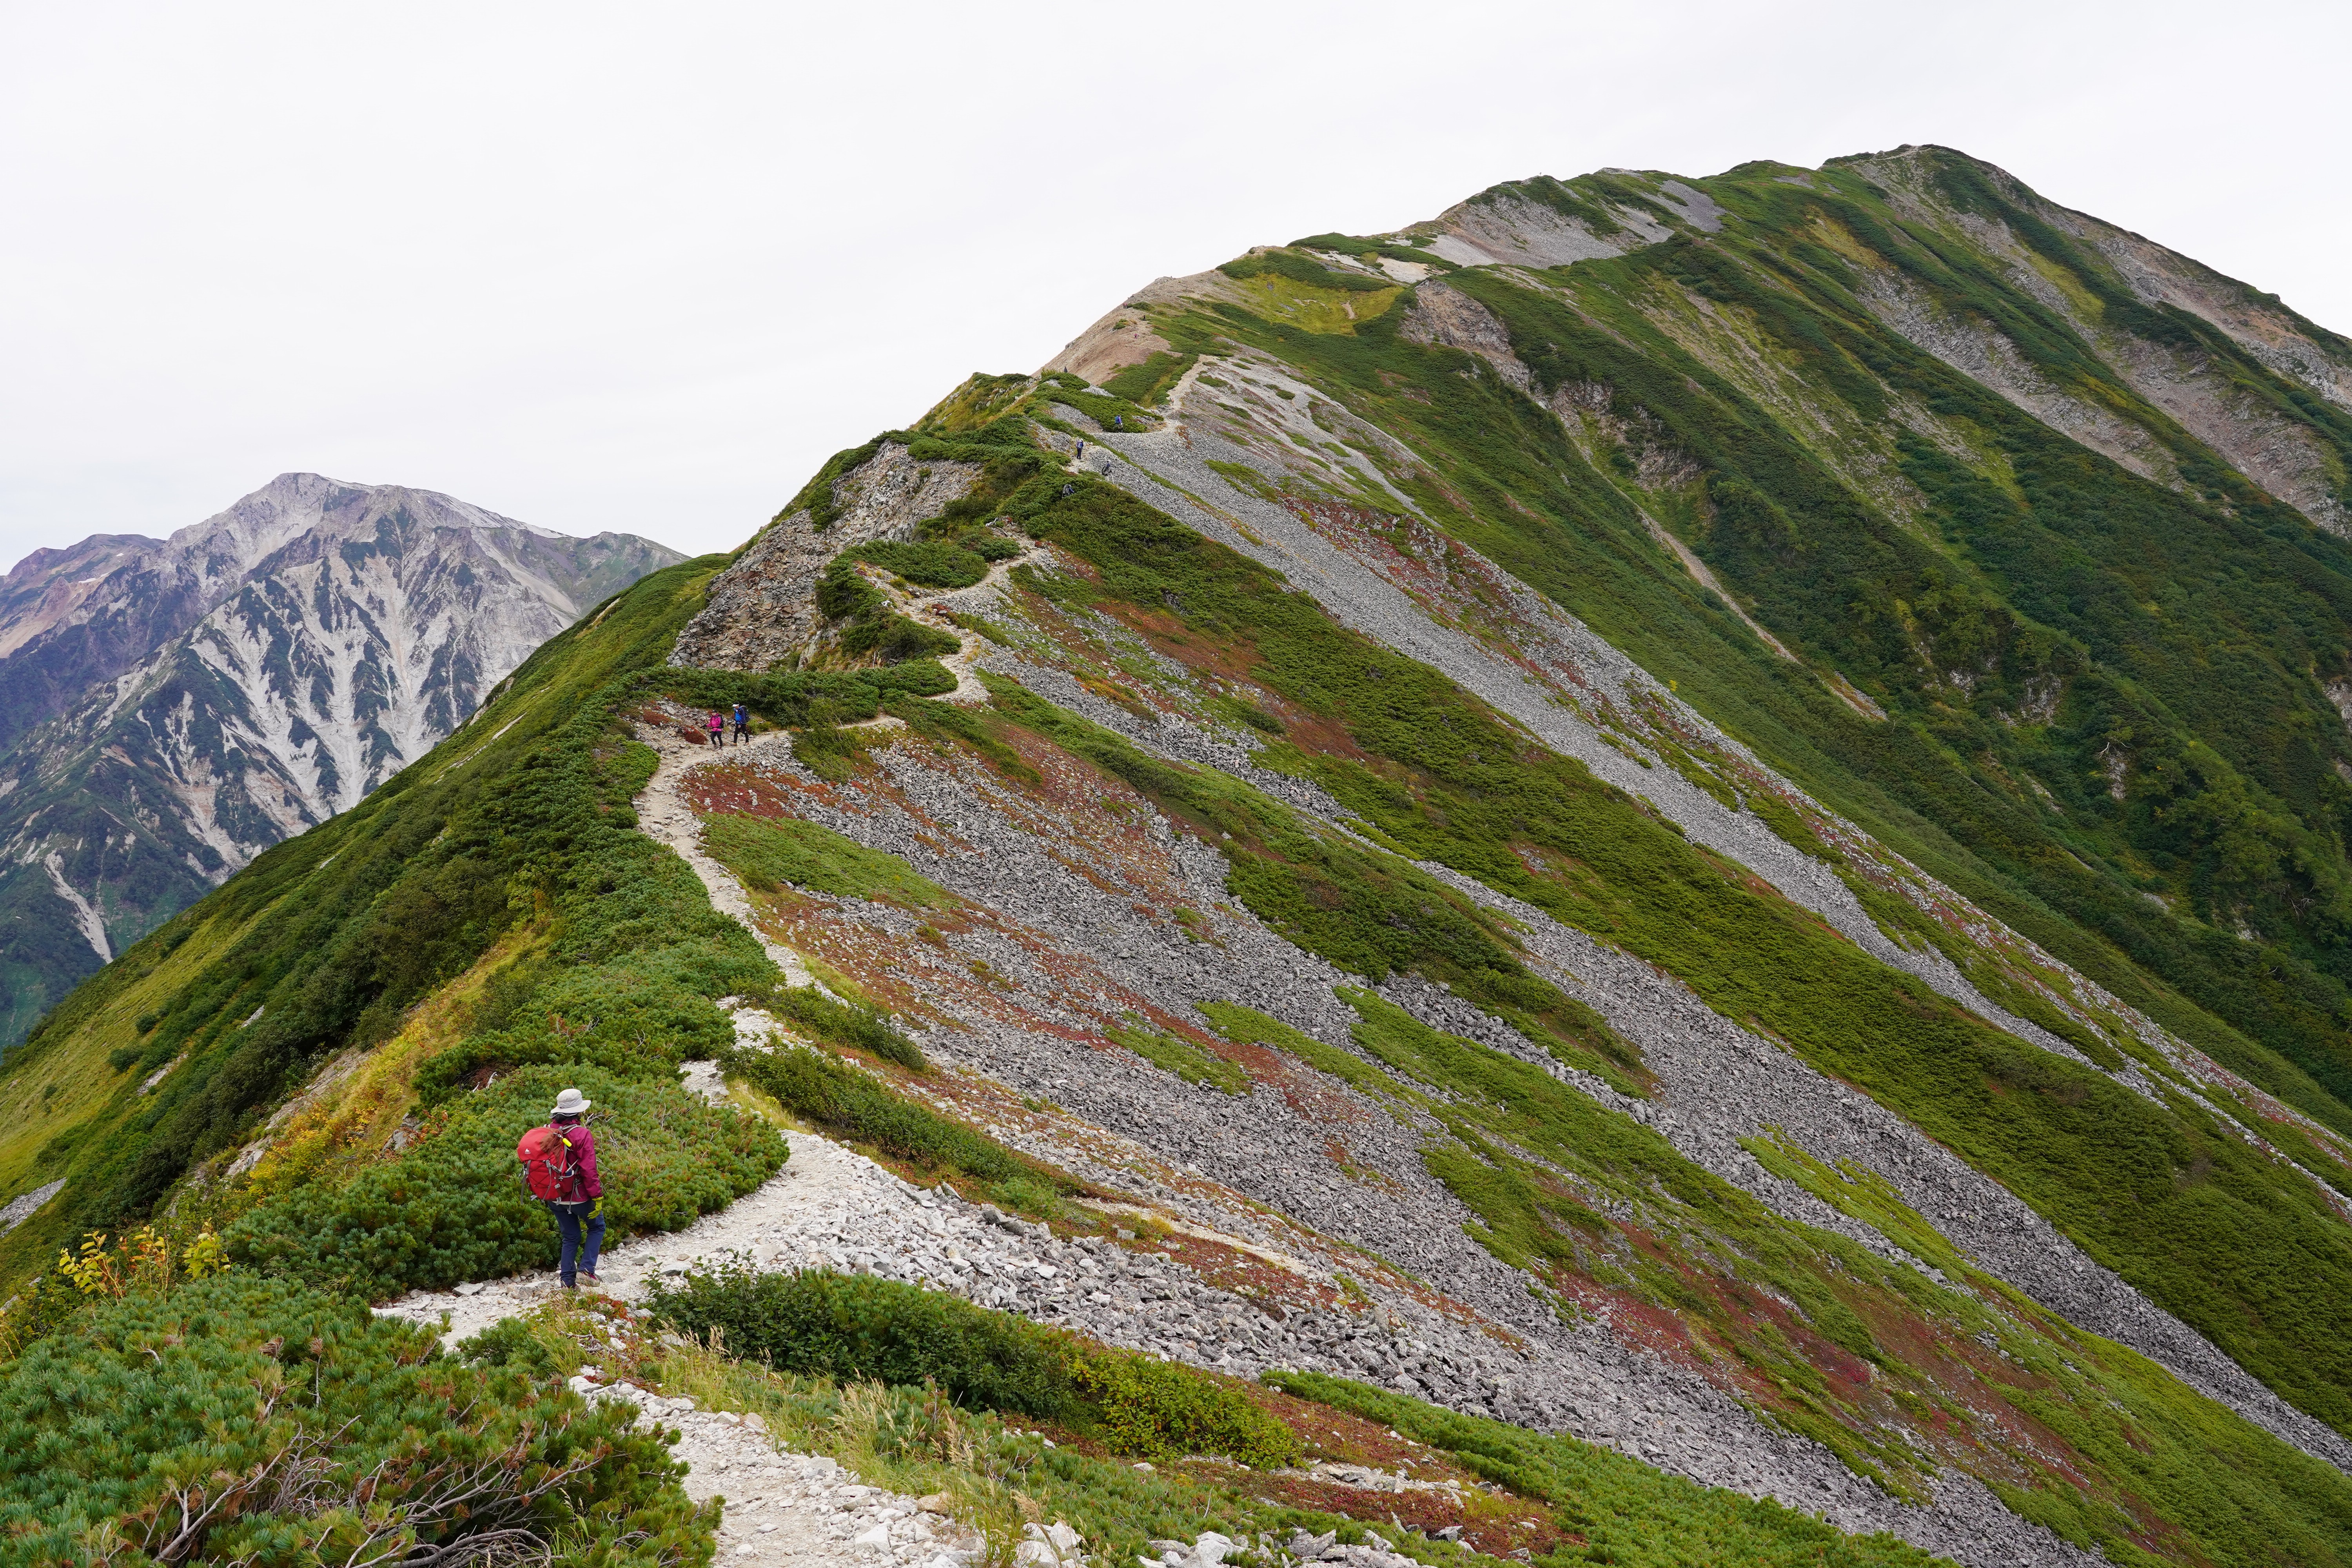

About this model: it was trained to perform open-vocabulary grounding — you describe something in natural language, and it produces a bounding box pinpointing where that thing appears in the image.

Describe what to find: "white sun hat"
[551,1088,592,1116]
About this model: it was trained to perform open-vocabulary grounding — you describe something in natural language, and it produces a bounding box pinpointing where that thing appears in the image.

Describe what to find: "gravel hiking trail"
[370,558,1140,1568]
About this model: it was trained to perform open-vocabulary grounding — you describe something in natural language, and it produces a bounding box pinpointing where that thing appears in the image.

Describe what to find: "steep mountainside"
[7,146,2352,1568]
[0,474,681,1042]
[1063,146,2352,1140]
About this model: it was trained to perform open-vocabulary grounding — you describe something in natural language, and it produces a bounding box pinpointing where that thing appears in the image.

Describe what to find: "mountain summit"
[6,148,2352,1568]
[0,475,682,1038]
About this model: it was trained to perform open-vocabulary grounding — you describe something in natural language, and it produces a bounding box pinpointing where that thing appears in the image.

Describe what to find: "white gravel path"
[635,719,821,988]
[589,1390,984,1568]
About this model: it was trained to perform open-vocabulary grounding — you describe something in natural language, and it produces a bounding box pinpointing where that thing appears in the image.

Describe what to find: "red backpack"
[517,1124,576,1202]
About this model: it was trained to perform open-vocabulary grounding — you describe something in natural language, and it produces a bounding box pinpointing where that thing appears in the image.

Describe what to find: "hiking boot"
[579,1272,601,1287]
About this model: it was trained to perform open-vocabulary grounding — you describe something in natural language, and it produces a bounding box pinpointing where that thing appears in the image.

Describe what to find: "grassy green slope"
[993,470,2352,1450]
[0,558,739,1283]
[1133,151,2352,1154]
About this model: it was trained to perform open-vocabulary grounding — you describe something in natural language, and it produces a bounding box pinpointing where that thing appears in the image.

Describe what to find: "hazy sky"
[2,1,2344,566]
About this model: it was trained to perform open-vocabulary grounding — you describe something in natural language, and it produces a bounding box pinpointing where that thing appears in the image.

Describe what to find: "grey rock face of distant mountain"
[0,474,684,1042]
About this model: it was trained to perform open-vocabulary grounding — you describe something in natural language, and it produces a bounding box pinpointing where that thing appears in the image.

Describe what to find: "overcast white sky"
[1,0,2344,567]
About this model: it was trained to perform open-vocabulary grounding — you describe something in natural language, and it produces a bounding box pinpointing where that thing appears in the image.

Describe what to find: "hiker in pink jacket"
[536,1087,603,1288]
[706,710,725,745]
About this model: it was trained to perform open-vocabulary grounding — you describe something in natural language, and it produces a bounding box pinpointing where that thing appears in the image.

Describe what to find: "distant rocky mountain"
[0,474,682,1042]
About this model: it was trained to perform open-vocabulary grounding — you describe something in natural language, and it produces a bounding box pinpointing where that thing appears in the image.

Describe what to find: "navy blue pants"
[548,1201,605,1285]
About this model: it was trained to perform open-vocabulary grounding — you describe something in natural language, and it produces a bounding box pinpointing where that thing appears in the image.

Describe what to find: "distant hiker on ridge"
[517,1088,603,1289]
[731,702,750,745]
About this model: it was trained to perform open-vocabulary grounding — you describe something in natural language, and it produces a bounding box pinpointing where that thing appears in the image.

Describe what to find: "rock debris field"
[1072,418,2349,1474]
[379,653,2117,1567]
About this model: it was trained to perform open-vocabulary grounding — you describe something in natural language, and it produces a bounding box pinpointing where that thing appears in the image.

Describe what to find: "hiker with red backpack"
[517,1087,603,1289]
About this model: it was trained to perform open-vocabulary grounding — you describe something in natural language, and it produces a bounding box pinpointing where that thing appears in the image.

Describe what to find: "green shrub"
[225,1065,786,1297]
[456,1315,562,1379]
[840,613,959,664]
[770,986,930,1073]
[652,1266,1076,1419]
[1210,693,1286,735]
[1068,1349,1297,1466]
[1216,250,1396,293]
[886,693,1042,785]
[1103,1018,1249,1094]
[1198,1001,1397,1104]
[848,541,989,589]
[702,813,958,911]
[791,723,877,783]
[817,557,884,620]
[728,1046,1041,1178]
[415,1028,666,1102]
[1102,352,1199,408]
[416,953,740,1103]
[813,555,963,666]
[0,1272,702,1568]
[649,1267,1296,1466]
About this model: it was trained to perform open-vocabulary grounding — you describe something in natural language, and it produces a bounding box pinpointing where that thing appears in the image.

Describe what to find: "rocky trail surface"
[588,1392,978,1568]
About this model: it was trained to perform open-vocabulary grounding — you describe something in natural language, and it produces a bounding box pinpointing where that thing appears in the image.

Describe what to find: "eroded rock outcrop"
[670,442,981,671]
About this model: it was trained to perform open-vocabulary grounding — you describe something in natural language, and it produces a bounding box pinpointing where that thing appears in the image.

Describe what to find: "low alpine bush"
[648,1266,1297,1466]
[1067,1347,1298,1466]
[415,953,742,1104]
[769,985,930,1071]
[702,813,959,914]
[727,1044,1042,1183]
[456,1316,563,1379]
[652,1266,1076,1419]
[848,540,990,590]
[225,1065,785,1298]
[0,1272,704,1568]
